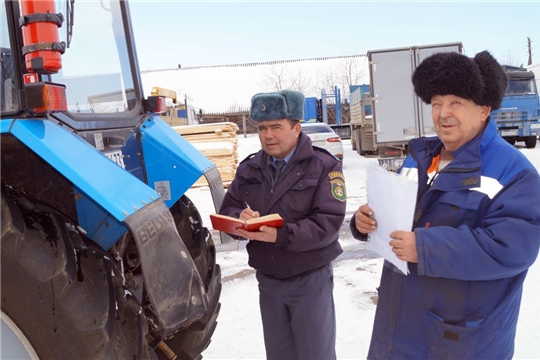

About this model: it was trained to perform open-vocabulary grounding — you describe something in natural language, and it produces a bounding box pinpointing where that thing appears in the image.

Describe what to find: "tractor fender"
[8,118,158,250]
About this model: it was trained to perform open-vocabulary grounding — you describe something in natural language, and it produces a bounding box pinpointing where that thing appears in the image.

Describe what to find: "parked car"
[301,122,344,161]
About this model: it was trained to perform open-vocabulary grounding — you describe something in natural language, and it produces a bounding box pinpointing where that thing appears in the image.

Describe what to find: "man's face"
[257,119,301,159]
[431,95,491,151]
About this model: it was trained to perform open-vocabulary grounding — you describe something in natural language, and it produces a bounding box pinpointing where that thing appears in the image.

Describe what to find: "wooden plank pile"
[172,122,239,187]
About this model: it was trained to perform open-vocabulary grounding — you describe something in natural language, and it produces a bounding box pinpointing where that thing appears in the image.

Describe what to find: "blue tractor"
[491,65,540,148]
[1,0,222,358]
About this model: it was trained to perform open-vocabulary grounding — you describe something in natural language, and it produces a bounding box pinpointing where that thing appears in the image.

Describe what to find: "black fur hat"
[250,90,305,122]
[412,51,507,110]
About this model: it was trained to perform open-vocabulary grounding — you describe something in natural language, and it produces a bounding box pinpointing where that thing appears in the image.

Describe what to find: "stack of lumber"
[172,122,239,187]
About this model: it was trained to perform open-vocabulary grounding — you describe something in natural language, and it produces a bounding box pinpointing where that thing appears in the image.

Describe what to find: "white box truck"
[367,42,463,171]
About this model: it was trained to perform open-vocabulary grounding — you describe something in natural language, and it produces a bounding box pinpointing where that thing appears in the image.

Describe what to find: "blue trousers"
[256,263,337,360]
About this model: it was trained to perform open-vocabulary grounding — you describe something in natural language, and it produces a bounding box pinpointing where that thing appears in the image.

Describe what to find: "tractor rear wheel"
[1,184,155,360]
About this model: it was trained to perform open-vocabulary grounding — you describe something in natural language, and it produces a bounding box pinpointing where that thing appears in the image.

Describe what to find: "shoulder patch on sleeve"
[329,171,345,181]
[329,172,346,201]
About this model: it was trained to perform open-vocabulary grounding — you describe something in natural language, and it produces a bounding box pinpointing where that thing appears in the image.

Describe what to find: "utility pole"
[527,37,532,66]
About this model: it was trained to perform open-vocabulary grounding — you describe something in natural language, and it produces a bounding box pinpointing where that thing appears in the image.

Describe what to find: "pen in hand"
[244,202,259,219]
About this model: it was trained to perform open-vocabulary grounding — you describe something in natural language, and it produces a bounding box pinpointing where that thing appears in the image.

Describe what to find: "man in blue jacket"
[219,90,346,360]
[351,51,540,359]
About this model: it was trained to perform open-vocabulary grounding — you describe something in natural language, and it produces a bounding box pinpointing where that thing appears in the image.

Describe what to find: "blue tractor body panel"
[6,119,160,221]
[1,119,13,133]
[1,116,214,250]
[141,115,214,208]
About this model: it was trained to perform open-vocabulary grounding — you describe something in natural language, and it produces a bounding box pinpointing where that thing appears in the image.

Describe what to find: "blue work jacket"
[351,120,540,359]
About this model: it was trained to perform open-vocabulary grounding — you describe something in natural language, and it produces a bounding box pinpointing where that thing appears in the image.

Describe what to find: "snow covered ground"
[186,134,540,360]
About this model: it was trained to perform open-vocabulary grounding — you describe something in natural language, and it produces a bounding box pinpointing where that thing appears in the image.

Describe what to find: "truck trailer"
[1,0,222,359]
[349,84,375,155]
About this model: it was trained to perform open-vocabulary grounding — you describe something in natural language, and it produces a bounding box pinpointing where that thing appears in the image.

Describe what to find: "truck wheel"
[504,137,516,146]
[351,131,357,151]
[356,132,366,156]
[1,185,154,359]
[157,195,222,360]
[525,136,537,149]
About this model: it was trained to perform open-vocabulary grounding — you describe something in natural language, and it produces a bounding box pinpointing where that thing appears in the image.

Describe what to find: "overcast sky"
[129,1,540,71]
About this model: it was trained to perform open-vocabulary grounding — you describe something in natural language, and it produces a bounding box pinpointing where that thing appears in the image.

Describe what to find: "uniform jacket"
[350,120,540,359]
[220,132,346,279]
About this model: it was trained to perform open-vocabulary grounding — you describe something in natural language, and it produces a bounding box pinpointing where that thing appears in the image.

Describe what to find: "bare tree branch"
[258,63,314,93]
[317,56,367,100]
[259,63,289,91]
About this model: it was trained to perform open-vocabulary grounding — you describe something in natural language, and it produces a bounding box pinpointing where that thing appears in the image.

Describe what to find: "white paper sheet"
[366,163,417,275]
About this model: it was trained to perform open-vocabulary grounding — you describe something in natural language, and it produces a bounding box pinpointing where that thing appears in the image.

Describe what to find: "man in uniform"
[219,89,346,360]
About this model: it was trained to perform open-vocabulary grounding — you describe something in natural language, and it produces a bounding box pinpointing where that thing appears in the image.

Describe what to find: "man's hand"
[239,208,260,221]
[354,204,377,234]
[235,226,278,243]
[389,230,418,263]
[236,208,277,242]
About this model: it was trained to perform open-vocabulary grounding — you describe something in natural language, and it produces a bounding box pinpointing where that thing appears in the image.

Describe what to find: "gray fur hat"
[412,50,507,110]
[250,90,305,122]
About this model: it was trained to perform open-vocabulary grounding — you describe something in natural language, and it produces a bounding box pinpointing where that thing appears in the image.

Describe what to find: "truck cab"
[491,65,540,148]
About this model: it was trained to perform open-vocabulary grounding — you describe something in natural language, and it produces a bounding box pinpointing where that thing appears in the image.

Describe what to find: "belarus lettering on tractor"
[1,0,223,359]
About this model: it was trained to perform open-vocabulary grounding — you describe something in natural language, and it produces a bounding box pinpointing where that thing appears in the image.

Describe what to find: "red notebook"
[210,213,283,233]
